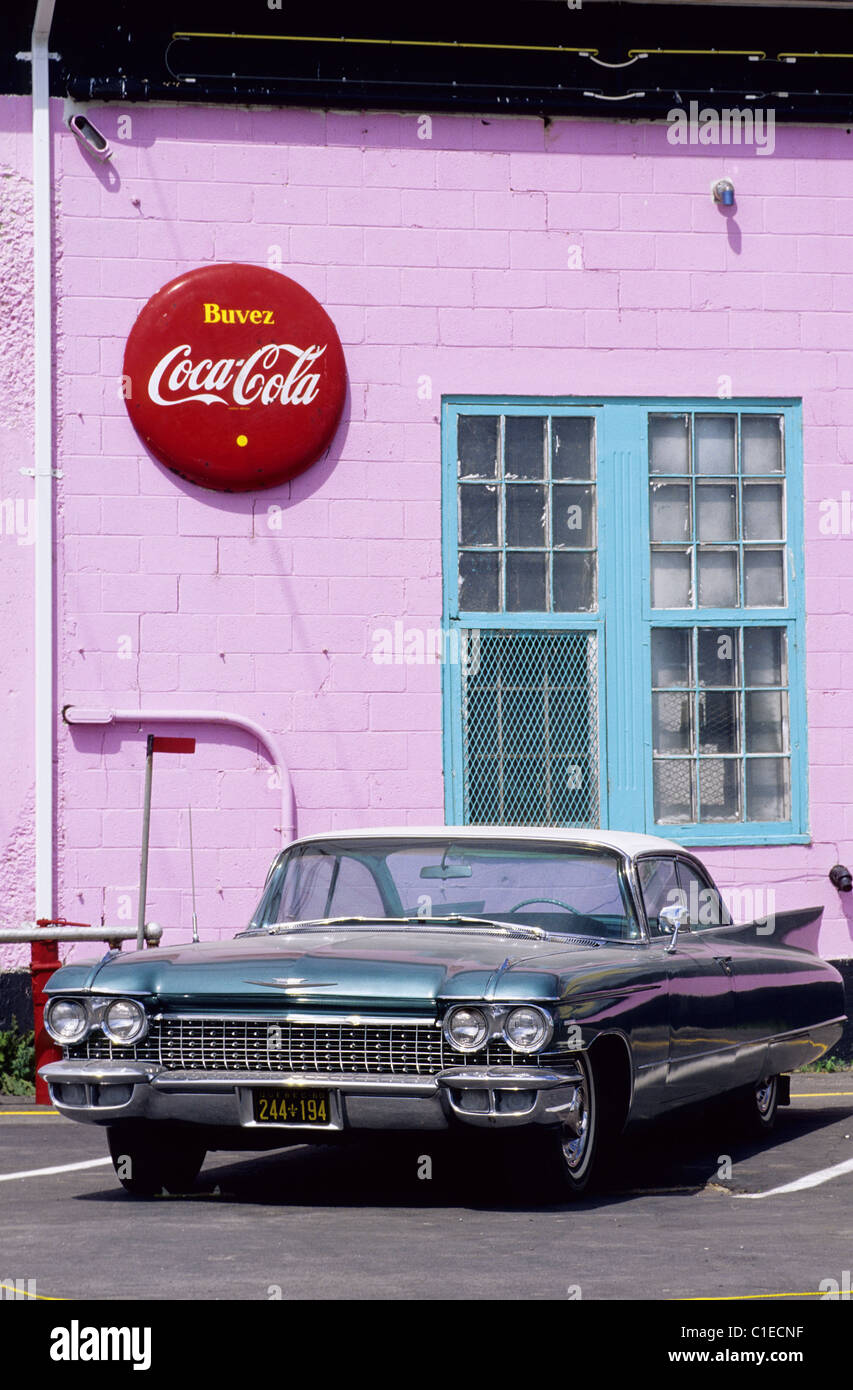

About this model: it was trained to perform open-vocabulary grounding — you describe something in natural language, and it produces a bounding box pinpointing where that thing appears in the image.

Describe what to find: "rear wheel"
[107,1124,206,1198]
[728,1074,780,1136]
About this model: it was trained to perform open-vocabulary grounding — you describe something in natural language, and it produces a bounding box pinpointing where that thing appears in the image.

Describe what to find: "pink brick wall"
[2,97,853,962]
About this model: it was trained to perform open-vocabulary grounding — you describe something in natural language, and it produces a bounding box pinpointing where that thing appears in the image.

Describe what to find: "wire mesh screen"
[460,629,600,826]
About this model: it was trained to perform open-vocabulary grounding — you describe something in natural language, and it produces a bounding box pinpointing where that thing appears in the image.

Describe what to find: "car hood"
[47,925,637,1010]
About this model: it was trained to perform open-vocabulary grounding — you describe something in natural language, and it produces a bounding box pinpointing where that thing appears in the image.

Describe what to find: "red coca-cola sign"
[123,264,346,491]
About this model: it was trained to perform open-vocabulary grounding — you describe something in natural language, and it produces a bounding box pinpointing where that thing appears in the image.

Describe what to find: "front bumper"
[40,1059,584,1133]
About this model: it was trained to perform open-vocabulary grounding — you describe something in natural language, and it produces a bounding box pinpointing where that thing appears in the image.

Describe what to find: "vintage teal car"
[41,827,846,1198]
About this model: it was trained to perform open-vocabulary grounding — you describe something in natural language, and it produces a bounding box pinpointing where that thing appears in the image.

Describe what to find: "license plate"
[252,1089,332,1126]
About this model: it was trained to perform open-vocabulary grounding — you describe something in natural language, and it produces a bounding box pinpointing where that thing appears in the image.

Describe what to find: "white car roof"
[285,825,688,858]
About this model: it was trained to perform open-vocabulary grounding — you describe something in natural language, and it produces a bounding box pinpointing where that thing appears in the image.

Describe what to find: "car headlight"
[503,1005,553,1053]
[102,998,148,1045]
[44,998,89,1045]
[443,1006,489,1053]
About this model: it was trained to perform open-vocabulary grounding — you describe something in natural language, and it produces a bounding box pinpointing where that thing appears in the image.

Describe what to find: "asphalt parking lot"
[1,1073,851,1302]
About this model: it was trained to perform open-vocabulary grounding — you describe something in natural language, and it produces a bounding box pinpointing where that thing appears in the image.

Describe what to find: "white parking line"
[735,1154,853,1199]
[0,1158,112,1183]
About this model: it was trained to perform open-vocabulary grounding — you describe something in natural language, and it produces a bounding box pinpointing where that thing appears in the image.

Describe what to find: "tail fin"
[720,904,824,954]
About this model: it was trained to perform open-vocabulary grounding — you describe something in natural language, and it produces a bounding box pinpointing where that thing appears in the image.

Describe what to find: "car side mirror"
[659,903,690,953]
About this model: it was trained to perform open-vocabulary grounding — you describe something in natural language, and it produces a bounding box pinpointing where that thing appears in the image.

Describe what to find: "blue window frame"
[441,397,807,847]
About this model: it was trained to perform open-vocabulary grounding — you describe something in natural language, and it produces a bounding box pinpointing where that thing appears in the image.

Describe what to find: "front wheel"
[539,1052,620,1198]
[107,1124,206,1198]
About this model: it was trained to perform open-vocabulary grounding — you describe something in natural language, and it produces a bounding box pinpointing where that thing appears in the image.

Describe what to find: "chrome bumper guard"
[40,1059,581,1132]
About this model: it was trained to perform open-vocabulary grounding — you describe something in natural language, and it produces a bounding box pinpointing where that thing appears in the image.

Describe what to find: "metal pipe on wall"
[63,706,296,844]
[31,0,58,927]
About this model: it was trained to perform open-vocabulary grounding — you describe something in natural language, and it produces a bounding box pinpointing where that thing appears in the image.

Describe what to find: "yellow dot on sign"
[236,434,248,447]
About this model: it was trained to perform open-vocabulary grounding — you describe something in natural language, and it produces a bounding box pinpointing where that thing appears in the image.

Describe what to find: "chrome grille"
[67,1016,556,1076]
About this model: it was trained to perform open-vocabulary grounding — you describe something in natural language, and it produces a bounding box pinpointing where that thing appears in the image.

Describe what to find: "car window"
[637,857,681,936]
[328,856,386,918]
[274,849,336,922]
[676,859,729,930]
[250,838,640,939]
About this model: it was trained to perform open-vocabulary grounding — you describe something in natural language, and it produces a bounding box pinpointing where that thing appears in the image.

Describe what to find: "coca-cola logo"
[123,265,346,492]
[148,342,326,407]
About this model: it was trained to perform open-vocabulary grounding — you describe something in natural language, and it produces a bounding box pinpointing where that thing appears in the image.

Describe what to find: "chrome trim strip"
[149,1011,439,1026]
[566,981,665,1001]
[437,1066,581,1090]
[41,1060,162,1084]
[46,988,155,997]
[762,1016,847,1044]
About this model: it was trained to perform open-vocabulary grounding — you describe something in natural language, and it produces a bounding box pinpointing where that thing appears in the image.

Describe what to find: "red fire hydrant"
[30,920,82,1105]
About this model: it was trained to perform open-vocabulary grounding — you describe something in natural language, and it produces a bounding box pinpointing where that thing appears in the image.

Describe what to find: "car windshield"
[248,838,640,941]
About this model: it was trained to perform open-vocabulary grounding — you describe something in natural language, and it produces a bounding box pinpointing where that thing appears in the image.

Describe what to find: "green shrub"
[800,1054,850,1073]
[0,1018,35,1096]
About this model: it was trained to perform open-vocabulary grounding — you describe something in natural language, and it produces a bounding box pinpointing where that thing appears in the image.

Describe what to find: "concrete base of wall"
[1,965,852,1057]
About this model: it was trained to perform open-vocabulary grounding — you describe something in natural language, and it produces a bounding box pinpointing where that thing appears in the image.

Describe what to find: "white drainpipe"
[31,0,58,924]
[63,706,296,843]
[28,10,296,937]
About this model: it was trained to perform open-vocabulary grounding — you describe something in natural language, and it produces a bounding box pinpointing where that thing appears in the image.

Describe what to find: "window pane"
[506,552,546,611]
[651,550,692,607]
[696,414,736,475]
[504,416,545,479]
[654,759,696,822]
[553,484,595,547]
[699,759,741,821]
[742,415,783,474]
[329,856,386,917]
[697,549,738,607]
[746,758,790,820]
[697,482,737,542]
[458,415,498,478]
[459,551,499,610]
[697,627,739,686]
[649,415,689,474]
[651,628,691,687]
[743,483,784,541]
[744,627,786,686]
[699,690,738,753]
[653,692,692,753]
[553,551,596,612]
[678,859,730,925]
[745,690,787,752]
[650,483,690,543]
[459,484,498,545]
[638,857,681,932]
[552,417,594,480]
[278,852,335,921]
[506,484,546,547]
[744,549,785,606]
